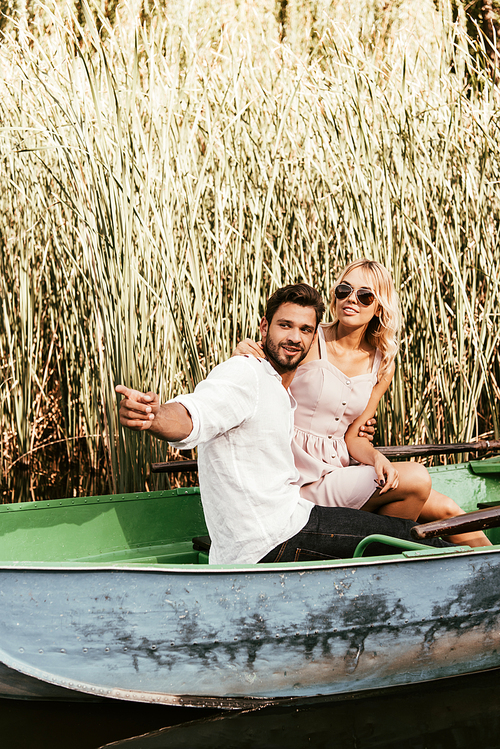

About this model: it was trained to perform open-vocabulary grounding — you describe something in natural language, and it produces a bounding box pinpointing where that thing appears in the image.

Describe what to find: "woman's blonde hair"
[329,258,401,380]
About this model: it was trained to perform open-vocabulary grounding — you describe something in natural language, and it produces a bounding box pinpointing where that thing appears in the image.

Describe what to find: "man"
[117,283,447,564]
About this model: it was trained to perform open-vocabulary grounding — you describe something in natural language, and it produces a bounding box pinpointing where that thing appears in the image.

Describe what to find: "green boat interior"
[0,459,499,567]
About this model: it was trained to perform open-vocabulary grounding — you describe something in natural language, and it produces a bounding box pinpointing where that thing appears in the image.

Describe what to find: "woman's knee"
[399,462,432,501]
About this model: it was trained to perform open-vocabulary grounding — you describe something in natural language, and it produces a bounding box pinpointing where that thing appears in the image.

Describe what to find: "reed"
[0,1,499,497]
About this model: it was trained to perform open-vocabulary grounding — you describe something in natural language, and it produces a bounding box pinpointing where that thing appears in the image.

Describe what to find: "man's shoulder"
[209,356,277,382]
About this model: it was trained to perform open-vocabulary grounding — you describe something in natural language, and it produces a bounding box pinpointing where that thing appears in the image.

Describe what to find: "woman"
[235,259,490,548]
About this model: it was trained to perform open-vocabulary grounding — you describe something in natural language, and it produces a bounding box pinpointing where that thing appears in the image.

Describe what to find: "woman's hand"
[231,338,264,359]
[373,451,399,494]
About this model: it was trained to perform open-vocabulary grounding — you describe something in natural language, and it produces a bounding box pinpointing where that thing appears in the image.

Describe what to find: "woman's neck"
[324,321,376,376]
[326,321,370,352]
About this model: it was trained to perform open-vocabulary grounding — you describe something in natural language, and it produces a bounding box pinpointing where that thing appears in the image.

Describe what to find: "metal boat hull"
[1,546,500,706]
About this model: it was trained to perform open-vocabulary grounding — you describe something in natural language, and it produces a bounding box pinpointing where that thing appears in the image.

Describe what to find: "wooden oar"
[151,439,500,474]
[411,506,500,540]
[151,459,198,473]
[379,439,500,458]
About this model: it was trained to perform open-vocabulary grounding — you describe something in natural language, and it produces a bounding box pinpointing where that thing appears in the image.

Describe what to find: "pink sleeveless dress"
[289,325,381,508]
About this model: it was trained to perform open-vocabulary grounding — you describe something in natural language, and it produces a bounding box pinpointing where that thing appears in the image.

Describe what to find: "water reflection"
[0,696,216,749]
[2,668,500,749]
[95,669,500,748]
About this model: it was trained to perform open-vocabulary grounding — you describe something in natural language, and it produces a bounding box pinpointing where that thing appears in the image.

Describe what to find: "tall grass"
[0,1,499,497]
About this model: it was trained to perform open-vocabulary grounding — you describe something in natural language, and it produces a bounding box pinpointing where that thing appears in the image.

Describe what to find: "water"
[0,696,216,749]
[2,668,500,748]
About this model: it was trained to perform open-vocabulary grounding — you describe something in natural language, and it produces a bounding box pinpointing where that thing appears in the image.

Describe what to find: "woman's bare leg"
[419,489,492,547]
[361,462,431,521]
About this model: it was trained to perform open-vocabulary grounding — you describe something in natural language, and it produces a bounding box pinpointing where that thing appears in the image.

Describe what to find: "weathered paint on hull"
[1,548,500,705]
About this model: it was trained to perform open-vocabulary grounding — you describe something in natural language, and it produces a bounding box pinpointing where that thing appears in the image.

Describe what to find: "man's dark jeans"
[259,506,451,563]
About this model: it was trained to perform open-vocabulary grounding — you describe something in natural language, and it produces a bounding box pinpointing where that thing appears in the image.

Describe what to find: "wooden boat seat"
[192,535,211,563]
[192,535,211,552]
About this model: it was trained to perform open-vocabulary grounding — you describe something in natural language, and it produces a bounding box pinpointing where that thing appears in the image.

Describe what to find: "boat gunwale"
[0,543,498,574]
[0,486,202,514]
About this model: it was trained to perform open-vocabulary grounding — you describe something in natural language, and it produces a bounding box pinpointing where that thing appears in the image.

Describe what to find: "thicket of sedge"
[1,1,499,498]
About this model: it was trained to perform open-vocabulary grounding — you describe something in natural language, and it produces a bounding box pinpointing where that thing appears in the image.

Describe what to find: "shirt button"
[328,435,333,440]
[335,417,339,421]
[346,379,351,385]
[342,401,347,406]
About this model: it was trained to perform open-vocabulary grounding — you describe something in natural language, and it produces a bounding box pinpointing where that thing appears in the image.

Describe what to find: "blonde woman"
[235,259,490,547]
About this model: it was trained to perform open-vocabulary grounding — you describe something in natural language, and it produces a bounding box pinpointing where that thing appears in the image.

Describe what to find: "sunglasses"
[334,282,376,307]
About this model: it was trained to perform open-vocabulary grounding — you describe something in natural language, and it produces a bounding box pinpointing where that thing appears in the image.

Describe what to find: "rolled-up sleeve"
[168,357,259,450]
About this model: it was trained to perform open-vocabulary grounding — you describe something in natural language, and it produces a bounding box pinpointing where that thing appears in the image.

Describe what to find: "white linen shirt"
[169,356,313,565]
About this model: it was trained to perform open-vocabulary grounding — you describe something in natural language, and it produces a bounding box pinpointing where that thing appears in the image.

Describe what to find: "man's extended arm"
[115,385,193,441]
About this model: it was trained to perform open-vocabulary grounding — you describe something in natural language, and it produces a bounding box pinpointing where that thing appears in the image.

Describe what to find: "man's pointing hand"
[115,384,160,431]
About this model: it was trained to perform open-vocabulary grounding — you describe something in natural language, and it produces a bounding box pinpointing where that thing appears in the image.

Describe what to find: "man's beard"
[262,336,308,372]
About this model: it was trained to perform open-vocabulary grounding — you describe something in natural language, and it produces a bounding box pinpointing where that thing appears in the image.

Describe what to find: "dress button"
[342,401,347,406]
[335,417,339,421]
[328,435,333,440]
[346,379,351,385]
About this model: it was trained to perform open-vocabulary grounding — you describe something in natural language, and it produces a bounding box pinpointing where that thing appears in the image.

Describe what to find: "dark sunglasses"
[334,282,376,307]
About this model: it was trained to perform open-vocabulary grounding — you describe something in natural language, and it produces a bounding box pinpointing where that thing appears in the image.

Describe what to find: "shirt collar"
[260,358,283,381]
[260,359,296,410]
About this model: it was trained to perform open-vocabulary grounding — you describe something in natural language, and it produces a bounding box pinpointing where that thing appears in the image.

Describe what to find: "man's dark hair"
[265,283,325,329]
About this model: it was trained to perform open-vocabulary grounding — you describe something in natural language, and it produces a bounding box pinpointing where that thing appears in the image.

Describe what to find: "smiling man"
[260,292,318,374]
[116,283,448,565]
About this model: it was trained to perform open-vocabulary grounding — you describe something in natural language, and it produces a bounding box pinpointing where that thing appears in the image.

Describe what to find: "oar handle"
[151,459,198,473]
[379,440,500,458]
[411,506,500,539]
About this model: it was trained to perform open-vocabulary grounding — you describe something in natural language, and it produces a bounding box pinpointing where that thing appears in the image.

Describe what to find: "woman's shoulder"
[375,356,396,386]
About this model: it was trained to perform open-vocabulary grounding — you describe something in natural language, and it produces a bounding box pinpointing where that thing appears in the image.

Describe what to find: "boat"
[1,454,500,708]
